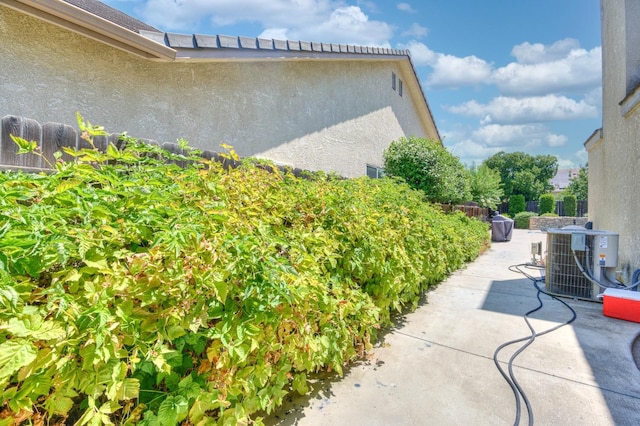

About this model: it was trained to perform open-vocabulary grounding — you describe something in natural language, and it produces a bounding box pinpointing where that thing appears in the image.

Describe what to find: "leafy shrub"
[0,120,489,425]
[564,194,577,216]
[383,137,470,204]
[539,193,555,215]
[514,211,538,229]
[508,194,525,217]
[467,164,504,209]
[540,213,559,217]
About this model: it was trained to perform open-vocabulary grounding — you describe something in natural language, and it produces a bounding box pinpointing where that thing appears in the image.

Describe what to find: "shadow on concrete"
[480,277,640,425]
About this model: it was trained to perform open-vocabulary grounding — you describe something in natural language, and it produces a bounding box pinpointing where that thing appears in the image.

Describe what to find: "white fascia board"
[1,0,176,60]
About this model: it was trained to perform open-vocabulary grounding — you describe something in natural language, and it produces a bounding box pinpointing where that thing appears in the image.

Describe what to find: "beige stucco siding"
[0,6,433,177]
[588,0,640,282]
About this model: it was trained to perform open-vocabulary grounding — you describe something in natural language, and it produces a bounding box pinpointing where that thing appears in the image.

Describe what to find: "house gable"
[1,0,440,177]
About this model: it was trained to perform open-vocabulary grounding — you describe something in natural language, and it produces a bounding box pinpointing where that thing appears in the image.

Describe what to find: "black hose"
[494,263,577,425]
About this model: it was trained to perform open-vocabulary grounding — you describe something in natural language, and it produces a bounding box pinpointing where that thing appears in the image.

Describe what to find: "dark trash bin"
[491,214,514,242]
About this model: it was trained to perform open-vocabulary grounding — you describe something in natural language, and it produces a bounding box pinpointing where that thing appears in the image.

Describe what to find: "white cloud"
[400,37,600,99]
[443,123,571,166]
[428,54,493,88]
[574,148,588,166]
[547,133,568,147]
[398,41,436,65]
[397,2,415,13]
[136,0,393,46]
[402,23,428,38]
[493,41,602,96]
[139,0,331,29]
[447,95,598,124]
[472,124,567,148]
[302,6,393,46]
[398,41,492,87]
[259,28,290,40]
[443,139,502,167]
[473,124,539,147]
[511,38,581,64]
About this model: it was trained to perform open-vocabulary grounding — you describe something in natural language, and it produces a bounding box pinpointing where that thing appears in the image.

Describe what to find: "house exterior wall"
[0,6,435,178]
[588,0,640,282]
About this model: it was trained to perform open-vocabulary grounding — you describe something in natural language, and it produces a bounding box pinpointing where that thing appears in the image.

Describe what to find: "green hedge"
[539,193,555,215]
[0,128,489,425]
[514,211,538,229]
[564,194,577,217]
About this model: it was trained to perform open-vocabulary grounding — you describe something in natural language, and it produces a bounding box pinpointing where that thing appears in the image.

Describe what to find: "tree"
[565,164,588,201]
[383,137,470,204]
[508,194,525,217]
[483,151,558,201]
[467,163,503,209]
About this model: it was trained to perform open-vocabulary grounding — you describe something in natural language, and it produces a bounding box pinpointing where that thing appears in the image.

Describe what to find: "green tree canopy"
[383,137,470,204]
[467,163,504,209]
[483,151,558,201]
[565,164,588,201]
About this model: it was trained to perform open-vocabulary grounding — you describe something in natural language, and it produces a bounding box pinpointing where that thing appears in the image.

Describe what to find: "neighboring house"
[585,0,640,284]
[550,168,581,194]
[0,0,440,178]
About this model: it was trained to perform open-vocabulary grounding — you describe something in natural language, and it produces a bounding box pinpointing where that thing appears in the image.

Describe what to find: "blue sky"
[103,0,601,168]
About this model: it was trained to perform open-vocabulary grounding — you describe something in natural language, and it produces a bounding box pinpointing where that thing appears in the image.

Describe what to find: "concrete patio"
[265,229,640,425]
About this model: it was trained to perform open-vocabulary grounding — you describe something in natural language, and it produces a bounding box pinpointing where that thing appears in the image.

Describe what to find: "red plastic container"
[602,288,640,323]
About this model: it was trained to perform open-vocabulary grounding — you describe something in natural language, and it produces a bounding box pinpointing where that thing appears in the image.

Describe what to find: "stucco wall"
[0,6,433,178]
[589,0,640,283]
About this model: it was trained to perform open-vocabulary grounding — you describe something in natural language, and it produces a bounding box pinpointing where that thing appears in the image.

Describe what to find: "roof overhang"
[2,1,439,141]
[584,127,603,152]
[0,0,175,60]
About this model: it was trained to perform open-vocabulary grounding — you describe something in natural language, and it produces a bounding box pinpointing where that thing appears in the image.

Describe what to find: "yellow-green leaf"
[0,339,37,380]
[55,179,83,193]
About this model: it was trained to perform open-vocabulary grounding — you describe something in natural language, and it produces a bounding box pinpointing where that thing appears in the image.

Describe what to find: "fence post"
[1,115,43,169]
[42,121,78,165]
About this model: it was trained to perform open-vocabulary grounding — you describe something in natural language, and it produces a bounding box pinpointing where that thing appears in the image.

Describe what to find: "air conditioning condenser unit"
[545,228,619,301]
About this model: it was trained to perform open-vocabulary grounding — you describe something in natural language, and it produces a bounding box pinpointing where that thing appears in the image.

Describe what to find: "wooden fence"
[0,115,229,172]
[440,204,489,222]
[1,115,493,222]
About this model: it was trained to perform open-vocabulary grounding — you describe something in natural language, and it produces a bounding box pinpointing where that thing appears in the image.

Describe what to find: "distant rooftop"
[551,168,581,190]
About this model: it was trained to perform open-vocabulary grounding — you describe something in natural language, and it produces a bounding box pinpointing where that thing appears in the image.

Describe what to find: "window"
[399,79,403,97]
[392,72,396,90]
[366,165,386,178]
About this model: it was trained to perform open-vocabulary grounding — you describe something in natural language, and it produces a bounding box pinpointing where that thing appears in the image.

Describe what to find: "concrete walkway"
[265,229,640,425]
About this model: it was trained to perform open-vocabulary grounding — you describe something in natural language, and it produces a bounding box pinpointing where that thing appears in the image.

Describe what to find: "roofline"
[584,127,603,151]
[3,1,440,140]
[1,0,175,60]
[404,55,442,143]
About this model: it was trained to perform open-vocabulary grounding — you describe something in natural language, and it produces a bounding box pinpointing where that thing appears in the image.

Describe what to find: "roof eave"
[584,127,603,151]
[400,57,441,142]
[1,0,176,61]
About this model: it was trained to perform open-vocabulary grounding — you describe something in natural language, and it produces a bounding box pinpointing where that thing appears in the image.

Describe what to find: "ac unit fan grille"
[545,232,592,299]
